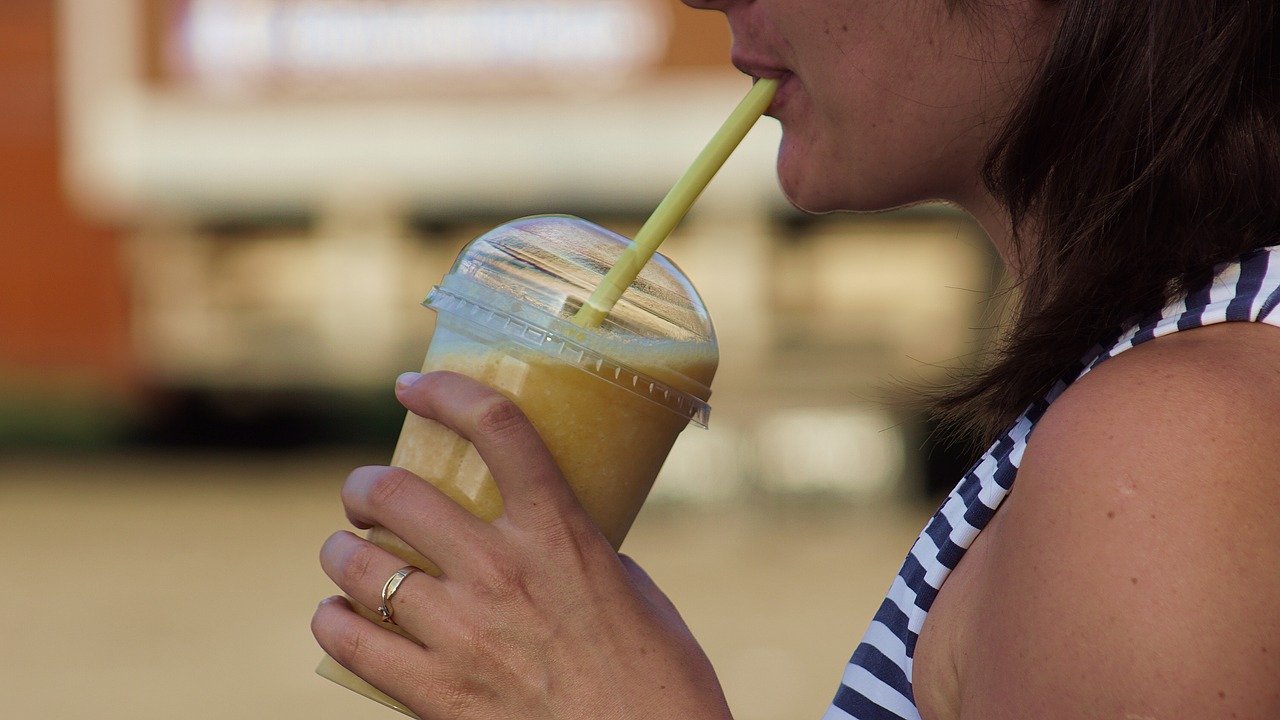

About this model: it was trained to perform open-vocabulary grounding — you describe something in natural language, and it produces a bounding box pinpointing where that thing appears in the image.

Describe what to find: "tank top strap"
[1074,244,1280,383]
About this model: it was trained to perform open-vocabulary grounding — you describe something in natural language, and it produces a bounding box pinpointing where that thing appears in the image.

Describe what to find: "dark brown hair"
[935,0,1280,445]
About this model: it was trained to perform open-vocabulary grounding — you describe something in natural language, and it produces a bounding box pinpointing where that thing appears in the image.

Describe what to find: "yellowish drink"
[318,328,716,715]
[392,343,717,548]
[317,214,719,715]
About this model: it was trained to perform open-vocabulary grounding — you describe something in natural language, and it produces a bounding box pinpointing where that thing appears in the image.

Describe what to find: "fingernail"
[396,372,423,390]
[318,596,348,610]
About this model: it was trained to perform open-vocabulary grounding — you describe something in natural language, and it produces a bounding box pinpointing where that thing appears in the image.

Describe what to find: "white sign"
[175,0,670,92]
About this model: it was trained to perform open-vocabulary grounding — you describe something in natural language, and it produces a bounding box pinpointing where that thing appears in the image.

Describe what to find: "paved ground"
[1,453,931,720]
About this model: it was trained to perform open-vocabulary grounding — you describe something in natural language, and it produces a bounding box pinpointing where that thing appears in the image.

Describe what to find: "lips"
[731,55,789,80]
[731,56,795,116]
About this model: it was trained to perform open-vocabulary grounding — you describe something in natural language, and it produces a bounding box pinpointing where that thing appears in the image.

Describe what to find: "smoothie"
[389,334,717,549]
[317,306,717,716]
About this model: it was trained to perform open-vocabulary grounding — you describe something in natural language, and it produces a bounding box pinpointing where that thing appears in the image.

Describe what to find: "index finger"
[394,370,583,531]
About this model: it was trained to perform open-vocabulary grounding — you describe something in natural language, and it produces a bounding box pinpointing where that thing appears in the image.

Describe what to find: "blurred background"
[2,1,1001,718]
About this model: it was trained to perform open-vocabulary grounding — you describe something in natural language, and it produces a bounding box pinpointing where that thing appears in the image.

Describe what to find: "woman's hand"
[311,371,733,720]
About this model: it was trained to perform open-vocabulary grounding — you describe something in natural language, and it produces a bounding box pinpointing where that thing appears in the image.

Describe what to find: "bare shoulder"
[958,322,1280,720]
[1034,320,1280,475]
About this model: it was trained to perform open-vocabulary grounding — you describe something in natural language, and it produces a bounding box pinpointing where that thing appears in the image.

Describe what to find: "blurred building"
[4,0,999,494]
[0,1,133,444]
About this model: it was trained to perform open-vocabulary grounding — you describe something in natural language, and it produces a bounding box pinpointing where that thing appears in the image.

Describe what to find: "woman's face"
[682,0,1060,215]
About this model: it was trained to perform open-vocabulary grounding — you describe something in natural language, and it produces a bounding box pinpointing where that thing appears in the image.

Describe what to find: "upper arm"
[959,323,1280,720]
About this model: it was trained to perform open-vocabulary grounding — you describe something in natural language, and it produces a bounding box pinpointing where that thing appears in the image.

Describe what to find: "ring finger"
[320,530,451,644]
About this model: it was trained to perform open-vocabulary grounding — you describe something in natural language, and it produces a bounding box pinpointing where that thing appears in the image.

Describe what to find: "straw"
[572,78,779,328]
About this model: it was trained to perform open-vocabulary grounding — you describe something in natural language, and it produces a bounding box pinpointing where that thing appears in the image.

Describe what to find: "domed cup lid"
[424,215,718,427]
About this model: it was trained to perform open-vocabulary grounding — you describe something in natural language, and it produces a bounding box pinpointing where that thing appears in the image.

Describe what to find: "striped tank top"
[823,245,1280,720]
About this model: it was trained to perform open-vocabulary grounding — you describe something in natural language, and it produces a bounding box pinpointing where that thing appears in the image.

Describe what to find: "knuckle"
[342,541,379,585]
[416,370,450,393]
[438,678,479,719]
[367,467,415,510]
[470,549,525,600]
[405,371,452,410]
[540,513,606,560]
[334,625,372,667]
[474,397,528,439]
[545,532,600,577]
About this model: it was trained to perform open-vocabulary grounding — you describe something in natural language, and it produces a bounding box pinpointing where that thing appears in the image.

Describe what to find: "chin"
[780,181,845,215]
[779,171,918,217]
[776,139,919,215]
[777,154,844,214]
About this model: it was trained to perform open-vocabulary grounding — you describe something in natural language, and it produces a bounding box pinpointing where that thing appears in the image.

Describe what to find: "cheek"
[774,73,983,213]
[771,5,996,212]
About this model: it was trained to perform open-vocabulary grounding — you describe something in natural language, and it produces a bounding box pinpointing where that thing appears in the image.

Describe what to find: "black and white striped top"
[823,245,1280,720]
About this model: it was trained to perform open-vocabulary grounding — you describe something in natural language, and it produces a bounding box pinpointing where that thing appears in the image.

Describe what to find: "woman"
[312,1,1280,718]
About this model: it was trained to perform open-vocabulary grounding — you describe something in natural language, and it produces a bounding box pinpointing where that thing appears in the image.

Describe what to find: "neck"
[954,186,1025,282]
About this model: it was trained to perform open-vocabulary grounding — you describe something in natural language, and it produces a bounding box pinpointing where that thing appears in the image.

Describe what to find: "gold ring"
[377,566,419,625]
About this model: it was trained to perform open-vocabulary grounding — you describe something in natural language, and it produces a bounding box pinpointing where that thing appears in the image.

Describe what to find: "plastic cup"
[317,215,718,715]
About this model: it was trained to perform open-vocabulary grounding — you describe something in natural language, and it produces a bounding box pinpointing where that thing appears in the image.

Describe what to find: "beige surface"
[0,453,929,720]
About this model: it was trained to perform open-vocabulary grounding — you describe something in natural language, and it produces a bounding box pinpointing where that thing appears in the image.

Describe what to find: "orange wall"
[0,1,132,390]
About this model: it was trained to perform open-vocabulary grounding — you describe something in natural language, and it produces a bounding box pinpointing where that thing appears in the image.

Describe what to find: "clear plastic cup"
[317,215,718,715]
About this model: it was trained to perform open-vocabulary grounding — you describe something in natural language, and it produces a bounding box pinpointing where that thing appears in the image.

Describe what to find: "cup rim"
[424,278,712,428]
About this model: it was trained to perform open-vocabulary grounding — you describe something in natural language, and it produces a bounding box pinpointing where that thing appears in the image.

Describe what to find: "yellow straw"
[572,78,778,328]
